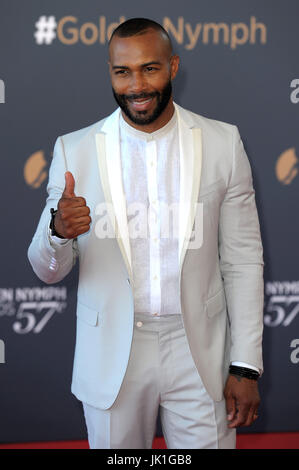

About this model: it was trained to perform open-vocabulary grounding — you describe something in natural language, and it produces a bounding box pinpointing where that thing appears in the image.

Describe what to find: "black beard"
[112,80,172,126]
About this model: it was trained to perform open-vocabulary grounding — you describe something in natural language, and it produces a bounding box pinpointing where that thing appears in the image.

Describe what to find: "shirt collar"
[119,108,177,142]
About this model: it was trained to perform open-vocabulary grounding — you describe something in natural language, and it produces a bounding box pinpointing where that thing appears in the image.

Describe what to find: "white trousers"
[82,312,236,449]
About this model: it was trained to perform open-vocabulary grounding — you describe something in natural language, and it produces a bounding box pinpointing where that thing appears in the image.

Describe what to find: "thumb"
[63,171,76,198]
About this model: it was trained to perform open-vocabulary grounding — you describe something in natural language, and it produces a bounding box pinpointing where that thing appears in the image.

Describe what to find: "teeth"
[132,98,152,104]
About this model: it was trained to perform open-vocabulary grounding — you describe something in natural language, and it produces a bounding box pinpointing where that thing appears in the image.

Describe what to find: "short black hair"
[109,17,173,53]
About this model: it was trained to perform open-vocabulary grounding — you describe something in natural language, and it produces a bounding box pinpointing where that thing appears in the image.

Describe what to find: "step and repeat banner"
[0,0,298,443]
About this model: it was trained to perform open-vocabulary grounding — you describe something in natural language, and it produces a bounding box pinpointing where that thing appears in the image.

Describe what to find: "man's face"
[109,29,179,130]
[112,78,172,127]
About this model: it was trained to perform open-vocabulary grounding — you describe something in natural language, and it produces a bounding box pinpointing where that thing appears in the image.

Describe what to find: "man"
[28,18,264,449]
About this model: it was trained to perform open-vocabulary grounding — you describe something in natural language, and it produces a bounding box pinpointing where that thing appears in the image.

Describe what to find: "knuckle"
[78,226,88,236]
[241,398,251,407]
[59,209,66,220]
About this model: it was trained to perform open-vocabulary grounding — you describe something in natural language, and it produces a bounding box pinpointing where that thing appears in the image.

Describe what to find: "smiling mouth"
[129,96,154,111]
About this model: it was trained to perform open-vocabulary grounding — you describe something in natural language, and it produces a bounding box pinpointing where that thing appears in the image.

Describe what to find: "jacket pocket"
[205,288,225,318]
[76,300,100,326]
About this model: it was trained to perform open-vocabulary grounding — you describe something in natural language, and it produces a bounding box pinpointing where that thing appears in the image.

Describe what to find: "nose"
[129,71,146,94]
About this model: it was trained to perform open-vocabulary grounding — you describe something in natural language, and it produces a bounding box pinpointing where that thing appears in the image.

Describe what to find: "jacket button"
[136,321,143,328]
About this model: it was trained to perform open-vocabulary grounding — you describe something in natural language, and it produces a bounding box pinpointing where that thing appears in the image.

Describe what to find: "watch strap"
[50,208,65,239]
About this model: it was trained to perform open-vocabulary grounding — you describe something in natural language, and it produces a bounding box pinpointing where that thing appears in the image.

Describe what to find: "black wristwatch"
[50,208,65,239]
[229,365,260,381]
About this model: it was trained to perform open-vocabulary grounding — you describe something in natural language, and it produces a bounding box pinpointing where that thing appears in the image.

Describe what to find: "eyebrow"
[112,61,162,70]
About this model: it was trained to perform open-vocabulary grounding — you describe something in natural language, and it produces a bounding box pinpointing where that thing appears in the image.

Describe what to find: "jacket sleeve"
[219,125,264,372]
[27,136,78,284]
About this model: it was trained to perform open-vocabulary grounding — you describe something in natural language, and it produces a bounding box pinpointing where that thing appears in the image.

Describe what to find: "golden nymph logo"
[276,148,298,185]
[24,150,48,188]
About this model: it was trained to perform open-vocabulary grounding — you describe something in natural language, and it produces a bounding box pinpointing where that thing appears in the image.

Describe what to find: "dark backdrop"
[0,0,298,443]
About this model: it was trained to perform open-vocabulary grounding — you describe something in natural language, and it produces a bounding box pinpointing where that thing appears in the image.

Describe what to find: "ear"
[170,55,180,80]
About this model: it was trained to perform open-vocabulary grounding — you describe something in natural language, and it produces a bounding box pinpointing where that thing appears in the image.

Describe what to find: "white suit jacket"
[28,103,264,409]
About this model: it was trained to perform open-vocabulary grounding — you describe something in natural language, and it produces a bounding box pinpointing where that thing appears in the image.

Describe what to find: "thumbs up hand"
[53,171,91,239]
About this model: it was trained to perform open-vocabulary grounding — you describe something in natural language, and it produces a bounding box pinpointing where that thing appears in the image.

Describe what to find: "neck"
[121,99,175,134]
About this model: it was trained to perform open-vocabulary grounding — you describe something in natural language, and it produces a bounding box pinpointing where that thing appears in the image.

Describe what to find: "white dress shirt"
[119,110,181,317]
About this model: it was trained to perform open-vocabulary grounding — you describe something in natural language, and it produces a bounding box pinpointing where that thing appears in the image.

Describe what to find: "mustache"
[121,91,159,101]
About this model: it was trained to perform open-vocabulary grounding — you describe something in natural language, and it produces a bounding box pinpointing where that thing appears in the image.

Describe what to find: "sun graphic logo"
[275,148,298,185]
[24,150,48,188]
